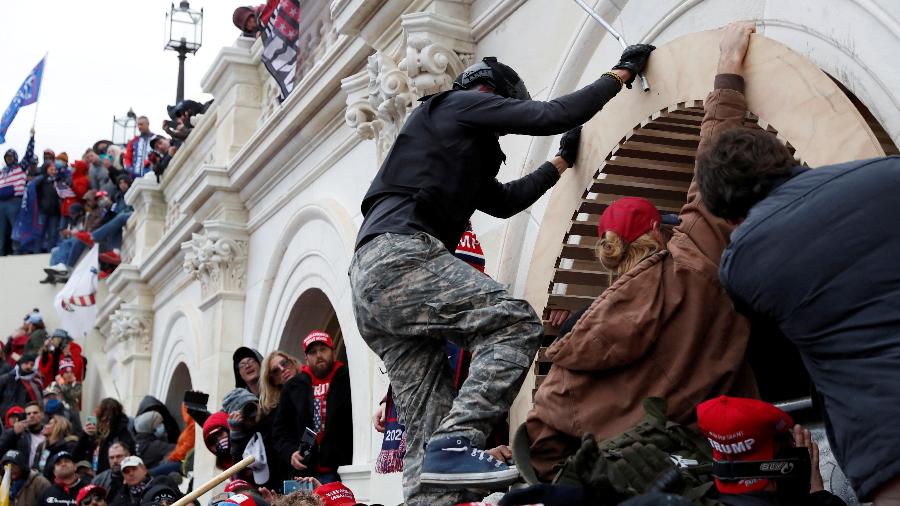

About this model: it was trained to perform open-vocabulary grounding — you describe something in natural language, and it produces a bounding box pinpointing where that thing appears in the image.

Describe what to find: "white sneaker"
[47,263,69,274]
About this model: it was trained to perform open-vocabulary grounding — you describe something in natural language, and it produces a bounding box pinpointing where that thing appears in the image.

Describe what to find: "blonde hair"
[46,414,74,445]
[259,351,301,414]
[597,230,662,276]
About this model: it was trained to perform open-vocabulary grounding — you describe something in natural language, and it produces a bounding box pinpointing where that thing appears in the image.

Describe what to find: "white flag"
[54,245,100,340]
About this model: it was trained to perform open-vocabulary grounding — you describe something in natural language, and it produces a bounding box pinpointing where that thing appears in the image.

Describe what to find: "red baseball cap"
[314,482,357,506]
[221,493,257,506]
[598,197,661,243]
[76,484,107,505]
[303,331,334,353]
[697,396,794,494]
[224,479,253,493]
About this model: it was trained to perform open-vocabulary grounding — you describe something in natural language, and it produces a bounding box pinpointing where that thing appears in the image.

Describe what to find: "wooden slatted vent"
[534,101,799,394]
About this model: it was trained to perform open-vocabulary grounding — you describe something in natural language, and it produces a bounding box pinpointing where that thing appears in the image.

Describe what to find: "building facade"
[81,0,900,503]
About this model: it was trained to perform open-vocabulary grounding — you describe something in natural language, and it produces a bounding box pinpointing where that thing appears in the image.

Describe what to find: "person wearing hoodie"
[134,396,180,448]
[202,411,235,471]
[22,312,48,358]
[233,347,264,396]
[2,448,52,505]
[132,411,175,470]
[222,388,280,489]
[1,148,27,255]
[0,355,43,415]
[86,150,115,195]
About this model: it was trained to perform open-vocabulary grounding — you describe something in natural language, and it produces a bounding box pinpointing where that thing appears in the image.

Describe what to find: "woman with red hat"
[524,22,762,481]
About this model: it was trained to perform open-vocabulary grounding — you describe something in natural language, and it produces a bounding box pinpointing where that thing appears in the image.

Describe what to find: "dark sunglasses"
[268,358,292,377]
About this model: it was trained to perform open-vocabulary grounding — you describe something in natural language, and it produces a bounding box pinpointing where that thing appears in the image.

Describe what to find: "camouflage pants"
[350,233,542,505]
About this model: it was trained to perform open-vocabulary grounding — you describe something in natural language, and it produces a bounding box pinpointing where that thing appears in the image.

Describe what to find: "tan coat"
[12,470,51,506]
[526,78,759,480]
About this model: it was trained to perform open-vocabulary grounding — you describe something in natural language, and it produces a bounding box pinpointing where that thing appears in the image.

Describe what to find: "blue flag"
[0,57,45,144]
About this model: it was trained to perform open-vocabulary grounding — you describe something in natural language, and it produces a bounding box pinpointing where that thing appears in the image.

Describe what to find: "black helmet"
[453,57,530,100]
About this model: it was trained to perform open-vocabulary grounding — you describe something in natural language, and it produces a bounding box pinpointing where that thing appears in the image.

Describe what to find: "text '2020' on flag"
[0,57,45,144]
[55,245,100,341]
[260,0,301,100]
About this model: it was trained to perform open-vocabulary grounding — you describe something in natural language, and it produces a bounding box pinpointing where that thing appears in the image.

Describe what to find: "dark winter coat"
[719,156,900,500]
[107,475,181,506]
[38,476,85,506]
[0,367,43,416]
[359,75,623,252]
[0,427,37,466]
[35,436,79,481]
[133,432,174,469]
[135,395,180,445]
[95,414,134,474]
[272,363,352,475]
[230,407,282,488]
[34,174,62,216]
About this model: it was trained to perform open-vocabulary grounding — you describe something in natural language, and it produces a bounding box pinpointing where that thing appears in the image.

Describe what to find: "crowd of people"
[2,17,898,506]
[0,98,209,284]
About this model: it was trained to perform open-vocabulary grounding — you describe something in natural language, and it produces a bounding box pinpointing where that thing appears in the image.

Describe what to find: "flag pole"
[31,52,47,131]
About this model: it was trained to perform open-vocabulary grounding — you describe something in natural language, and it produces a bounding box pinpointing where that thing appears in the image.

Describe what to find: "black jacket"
[720,157,900,500]
[95,414,134,474]
[38,476,85,506]
[107,475,182,506]
[720,491,846,506]
[272,363,352,475]
[0,367,42,417]
[230,408,283,488]
[133,432,175,469]
[359,75,622,252]
[135,395,180,445]
[0,427,37,467]
[36,437,79,481]
[34,174,61,215]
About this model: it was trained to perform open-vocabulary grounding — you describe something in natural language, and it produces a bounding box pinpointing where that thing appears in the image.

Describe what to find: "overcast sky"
[0,0,249,159]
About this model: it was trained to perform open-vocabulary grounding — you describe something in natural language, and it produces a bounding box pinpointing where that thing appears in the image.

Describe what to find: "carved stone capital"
[400,11,474,97]
[108,305,154,353]
[182,231,249,298]
[341,71,378,140]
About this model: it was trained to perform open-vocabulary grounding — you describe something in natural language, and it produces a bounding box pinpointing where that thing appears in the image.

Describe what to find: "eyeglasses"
[80,494,105,505]
[237,358,257,370]
[268,358,292,377]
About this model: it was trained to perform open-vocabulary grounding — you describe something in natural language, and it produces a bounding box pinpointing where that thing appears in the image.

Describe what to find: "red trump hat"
[697,396,794,494]
[303,330,334,352]
[598,197,661,243]
[314,482,357,506]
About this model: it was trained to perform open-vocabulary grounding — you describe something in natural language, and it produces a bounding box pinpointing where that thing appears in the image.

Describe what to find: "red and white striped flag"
[54,245,99,340]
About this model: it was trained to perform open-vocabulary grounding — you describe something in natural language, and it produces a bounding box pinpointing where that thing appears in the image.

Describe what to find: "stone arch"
[163,362,192,430]
[523,29,886,322]
[151,310,200,400]
[252,200,372,465]
[276,287,346,362]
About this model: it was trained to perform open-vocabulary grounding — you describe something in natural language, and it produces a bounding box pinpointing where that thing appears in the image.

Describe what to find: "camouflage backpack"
[515,398,723,505]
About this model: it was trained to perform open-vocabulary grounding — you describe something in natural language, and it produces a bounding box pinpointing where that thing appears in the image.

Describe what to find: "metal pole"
[176,47,187,103]
[572,0,650,92]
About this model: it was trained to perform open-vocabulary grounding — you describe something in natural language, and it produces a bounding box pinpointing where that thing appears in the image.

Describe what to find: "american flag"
[260,0,302,100]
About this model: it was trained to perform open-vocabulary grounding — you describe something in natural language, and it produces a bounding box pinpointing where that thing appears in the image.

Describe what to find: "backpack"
[515,398,723,505]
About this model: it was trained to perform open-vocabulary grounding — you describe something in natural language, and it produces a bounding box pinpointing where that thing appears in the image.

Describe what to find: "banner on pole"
[0,56,45,144]
[54,245,100,341]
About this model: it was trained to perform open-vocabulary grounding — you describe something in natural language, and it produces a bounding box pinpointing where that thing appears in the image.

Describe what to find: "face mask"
[154,425,165,439]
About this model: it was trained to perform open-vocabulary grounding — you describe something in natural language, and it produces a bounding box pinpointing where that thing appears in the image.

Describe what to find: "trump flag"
[0,56,45,144]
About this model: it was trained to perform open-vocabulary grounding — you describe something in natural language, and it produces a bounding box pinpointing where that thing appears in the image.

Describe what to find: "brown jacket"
[526,76,759,480]
[12,470,51,506]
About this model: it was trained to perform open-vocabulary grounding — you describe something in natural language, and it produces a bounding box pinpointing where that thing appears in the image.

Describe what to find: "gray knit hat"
[221,388,258,414]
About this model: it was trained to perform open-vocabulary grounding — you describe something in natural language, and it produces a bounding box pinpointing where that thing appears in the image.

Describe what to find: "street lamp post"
[112,108,138,146]
[164,1,203,104]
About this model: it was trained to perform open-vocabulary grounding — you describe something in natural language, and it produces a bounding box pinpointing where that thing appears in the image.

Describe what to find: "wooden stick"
[171,455,256,506]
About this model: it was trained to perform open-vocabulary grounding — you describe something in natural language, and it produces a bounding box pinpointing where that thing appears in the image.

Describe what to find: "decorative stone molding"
[182,231,249,297]
[400,11,474,97]
[342,71,377,140]
[341,5,475,158]
[108,305,153,352]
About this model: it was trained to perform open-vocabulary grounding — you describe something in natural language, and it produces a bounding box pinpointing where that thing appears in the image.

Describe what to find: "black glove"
[612,44,656,88]
[556,126,582,167]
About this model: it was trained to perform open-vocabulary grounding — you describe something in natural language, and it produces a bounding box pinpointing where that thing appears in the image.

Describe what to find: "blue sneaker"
[419,437,519,489]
